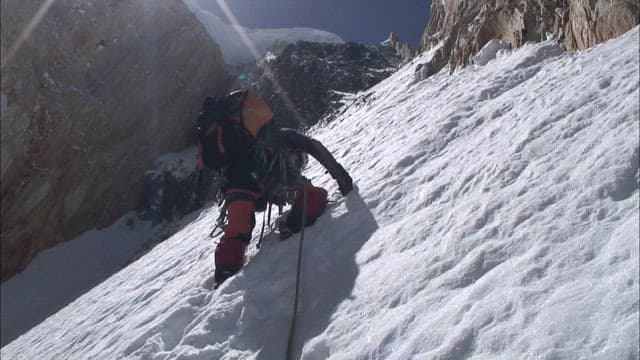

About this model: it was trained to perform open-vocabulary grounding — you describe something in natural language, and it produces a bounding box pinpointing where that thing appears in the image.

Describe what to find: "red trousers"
[215,179,327,271]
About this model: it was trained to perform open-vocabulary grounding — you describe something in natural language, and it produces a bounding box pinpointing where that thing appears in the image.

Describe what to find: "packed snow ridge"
[2,27,639,360]
[182,0,344,64]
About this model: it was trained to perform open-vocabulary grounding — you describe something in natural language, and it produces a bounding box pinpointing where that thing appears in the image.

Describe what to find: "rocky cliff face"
[1,0,227,281]
[562,0,639,51]
[255,41,403,129]
[420,0,638,73]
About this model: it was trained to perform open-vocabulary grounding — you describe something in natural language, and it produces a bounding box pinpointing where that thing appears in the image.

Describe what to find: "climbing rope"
[285,187,308,360]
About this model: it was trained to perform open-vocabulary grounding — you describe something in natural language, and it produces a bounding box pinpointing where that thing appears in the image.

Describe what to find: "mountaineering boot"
[278,205,325,240]
[279,181,328,240]
[214,236,246,287]
[214,264,240,288]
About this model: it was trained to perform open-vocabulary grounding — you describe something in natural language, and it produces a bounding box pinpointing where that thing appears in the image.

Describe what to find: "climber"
[194,89,353,287]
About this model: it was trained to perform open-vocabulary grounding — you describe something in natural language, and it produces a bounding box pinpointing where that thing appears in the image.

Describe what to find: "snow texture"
[181,0,344,64]
[473,39,511,66]
[2,26,639,360]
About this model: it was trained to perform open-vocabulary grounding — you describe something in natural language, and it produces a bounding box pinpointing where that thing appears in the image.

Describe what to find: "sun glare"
[216,0,308,128]
[2,0,309,128]
[1,0,57,73]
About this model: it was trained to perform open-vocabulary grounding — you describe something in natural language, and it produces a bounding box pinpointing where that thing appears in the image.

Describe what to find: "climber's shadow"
[293,185,378,357]
[237,185,377,359]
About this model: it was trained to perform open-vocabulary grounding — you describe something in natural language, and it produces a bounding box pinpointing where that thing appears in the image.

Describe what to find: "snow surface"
[181,0,344,64]
[473,40,511,66]
[0,147,202,347]
[0,214,154,347]
[2,27,639,360]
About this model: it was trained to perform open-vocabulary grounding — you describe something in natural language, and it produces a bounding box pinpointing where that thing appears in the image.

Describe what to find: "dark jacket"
[223,126,350,195]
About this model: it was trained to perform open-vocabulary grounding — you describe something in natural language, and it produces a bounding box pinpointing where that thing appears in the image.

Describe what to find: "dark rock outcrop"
[382,32,418,62]
[0,0,227,281]
[255,41,404,129]
[420,0,639,74]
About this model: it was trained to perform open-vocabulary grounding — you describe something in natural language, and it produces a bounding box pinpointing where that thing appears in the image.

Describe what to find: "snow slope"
[2,27,638,360]
[0,147,202,347]
[182,0,344,64]
[0,213,154,347]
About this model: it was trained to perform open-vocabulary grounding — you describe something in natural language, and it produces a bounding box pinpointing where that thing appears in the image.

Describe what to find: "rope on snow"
[285,186,308,360]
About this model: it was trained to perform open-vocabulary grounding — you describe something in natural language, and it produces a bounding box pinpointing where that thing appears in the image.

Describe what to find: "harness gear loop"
[209,201,228,238]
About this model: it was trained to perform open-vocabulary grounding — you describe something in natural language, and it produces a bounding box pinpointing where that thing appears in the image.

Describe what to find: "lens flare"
[1,0,57,72]
[216,0,308,128]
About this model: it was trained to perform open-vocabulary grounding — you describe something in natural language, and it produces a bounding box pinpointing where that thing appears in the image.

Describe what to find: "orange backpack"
[196,89,275,171]
[236,90,274,138]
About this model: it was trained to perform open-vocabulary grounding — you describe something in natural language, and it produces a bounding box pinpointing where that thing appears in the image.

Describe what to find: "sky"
[183,0,346,63]
[196,0,431,47]
[2,26,638,359]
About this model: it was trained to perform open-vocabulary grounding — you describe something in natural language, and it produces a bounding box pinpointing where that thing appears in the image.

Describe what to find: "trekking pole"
[285,186,307,360]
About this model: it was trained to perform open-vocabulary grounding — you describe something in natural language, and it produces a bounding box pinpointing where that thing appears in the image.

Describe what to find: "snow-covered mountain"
[182,0,344,64]
[2,25,638,360]
[255,40,404,128]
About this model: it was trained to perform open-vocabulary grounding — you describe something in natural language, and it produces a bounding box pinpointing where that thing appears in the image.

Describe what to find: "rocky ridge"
[420,0,639,74]
[135,39,413,229]
[0,0,227,281]
[382,32,418,62]
[255,41,405,129]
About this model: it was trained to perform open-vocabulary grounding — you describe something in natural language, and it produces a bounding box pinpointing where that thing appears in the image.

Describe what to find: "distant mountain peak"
[182,0,344,64]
